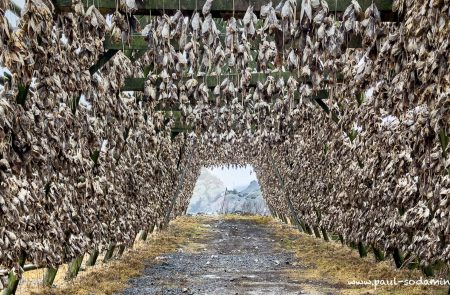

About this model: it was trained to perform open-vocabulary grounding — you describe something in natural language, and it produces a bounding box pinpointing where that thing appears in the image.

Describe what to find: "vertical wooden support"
[302,222,313,235]
[321,227,329,241]
[163,138,193,227]
[2,250,26,295]
[338,234,345,245]
[421,264,434,277]
[65,255,83,280]
[139,229,149,241]
[117,245,126,257]
[86,249,99,266]
[139,224,155,241]
[312,226,322,238]
[358,242,368,258]
[43,267,58,287]
[372,246,385,262]
[103,243,116,263]
[393,248,404,268]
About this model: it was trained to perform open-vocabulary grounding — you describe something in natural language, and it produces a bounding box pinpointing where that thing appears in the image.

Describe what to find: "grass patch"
[269,220,448,295]
[222,214,272,225]
[25,216,210,295]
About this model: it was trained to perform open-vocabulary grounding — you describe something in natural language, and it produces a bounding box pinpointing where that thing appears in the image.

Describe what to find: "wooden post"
[86,249,99,266]
[140,224,155,241]
[103,243,116,263]
[372,246,385,262]
[422,264,434,277]
[358,242,368,258]
[290,215,304,233]
[312,226,322,238]
[65,255,83,280]
[321,227,330,241]
[2,250,26,295]
[338,234,345,245]
[393,248,404,268]
[43,267,58,287]
[117,245,126,257]
[302,222,313,235]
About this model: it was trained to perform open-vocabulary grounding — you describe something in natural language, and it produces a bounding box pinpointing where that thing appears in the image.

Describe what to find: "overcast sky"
[207,165,257,190]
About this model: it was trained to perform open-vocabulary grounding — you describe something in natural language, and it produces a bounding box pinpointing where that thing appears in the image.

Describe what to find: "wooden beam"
[122,71,341,92]
[86,249,99,266]
[2,251,26,295]
[104,35,148,51]
[103,243,116,262]
[53,0,394,19]
[162,139,195,227]
[89,49,119,75]
[104,33,363,51]
[43,267,58,287]
[65,255,83,280]
[269,152,305,233]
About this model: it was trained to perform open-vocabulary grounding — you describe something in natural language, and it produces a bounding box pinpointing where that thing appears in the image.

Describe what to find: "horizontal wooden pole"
[105,33,363,51]
[122,71,342,92]
[53,0,394,19]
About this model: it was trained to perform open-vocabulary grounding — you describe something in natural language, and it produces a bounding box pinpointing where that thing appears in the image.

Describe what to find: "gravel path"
[120,218,329,295]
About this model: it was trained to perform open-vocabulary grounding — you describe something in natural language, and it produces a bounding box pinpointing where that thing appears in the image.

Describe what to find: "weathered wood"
[313,98,340,123]
[302,221,313,235]
[43,267,58,287]
[268,152,306,233]
[2,251,26,295]
[372,246,385,262]
[65,255,83,280]
[105,33,363,51]
[103,243,116,262]
[358,242,368,258]
[117,245,126,257]
[140,224,155,241]
[321,227,329,241]
[163,139,195,227]
[16,84,29,105]
[122,72,340,92]
[23,264,39,272]
[53,0,394,19]
[393,248,404,268]
[421,264,434,277]
[312,226,322,238]
[86,249,100,266]
[89,49,119,75]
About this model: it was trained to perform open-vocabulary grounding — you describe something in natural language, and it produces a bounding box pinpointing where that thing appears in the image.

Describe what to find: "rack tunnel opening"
[186,165,270,216]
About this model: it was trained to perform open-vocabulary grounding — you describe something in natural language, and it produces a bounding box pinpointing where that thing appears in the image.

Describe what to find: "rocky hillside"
[187,169,269,215]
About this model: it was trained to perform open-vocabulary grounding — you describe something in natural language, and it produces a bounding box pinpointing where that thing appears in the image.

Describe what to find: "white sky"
[207,165,257,190]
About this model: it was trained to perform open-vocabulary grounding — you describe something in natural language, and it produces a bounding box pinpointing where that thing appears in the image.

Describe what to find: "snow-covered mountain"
[187,169,269,215]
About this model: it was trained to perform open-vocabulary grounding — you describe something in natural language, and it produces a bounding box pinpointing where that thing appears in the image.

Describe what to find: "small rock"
[182,287,188,292]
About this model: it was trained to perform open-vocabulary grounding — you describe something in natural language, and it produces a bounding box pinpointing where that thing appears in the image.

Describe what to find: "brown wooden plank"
[53,0,393,19]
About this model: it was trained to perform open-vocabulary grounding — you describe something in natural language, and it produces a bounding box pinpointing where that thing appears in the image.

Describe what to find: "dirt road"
[120,218,332,295]
[27,216,447,295]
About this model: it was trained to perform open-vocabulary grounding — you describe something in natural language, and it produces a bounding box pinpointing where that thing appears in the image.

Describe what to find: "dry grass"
[19,216,210,295]
[13,215,449,295]
[222,214,272,225]
[269,220,448,295]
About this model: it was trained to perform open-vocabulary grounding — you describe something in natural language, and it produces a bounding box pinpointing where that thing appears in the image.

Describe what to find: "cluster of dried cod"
[0,0,449,288]
[0,0,198,286]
